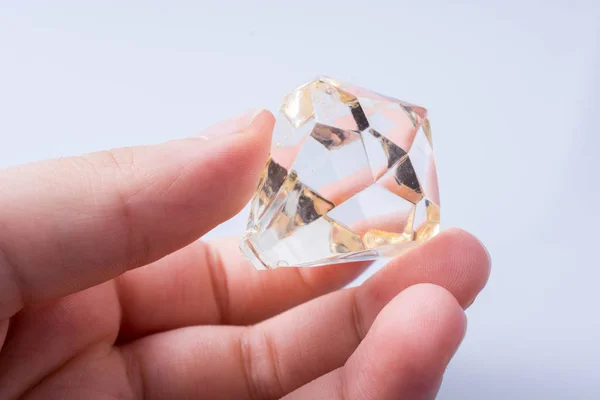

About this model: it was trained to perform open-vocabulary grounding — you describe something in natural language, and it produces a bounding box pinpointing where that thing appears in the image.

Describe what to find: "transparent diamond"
[241,76,440,270]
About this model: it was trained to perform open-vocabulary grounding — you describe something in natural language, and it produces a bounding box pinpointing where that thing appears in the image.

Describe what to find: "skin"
[0,110,490,399]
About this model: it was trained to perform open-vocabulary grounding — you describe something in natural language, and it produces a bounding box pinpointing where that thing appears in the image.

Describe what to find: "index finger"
[0,110,274,319]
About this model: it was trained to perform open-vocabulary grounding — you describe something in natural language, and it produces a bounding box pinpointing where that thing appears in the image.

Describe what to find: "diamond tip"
[240,237,274,270]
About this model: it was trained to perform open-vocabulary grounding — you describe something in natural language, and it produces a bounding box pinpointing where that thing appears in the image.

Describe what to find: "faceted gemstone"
[241,76,440,270]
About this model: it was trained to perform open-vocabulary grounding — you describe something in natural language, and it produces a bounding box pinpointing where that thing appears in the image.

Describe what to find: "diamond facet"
[241,77,440,270]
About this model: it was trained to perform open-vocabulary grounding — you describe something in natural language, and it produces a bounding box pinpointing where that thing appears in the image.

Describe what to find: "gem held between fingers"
[241,76,440,270]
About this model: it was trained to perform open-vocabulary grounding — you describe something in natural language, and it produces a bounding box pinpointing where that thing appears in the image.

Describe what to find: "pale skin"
[0,110,490,399]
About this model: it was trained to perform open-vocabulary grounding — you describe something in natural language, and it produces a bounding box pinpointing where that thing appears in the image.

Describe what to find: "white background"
[1,1,599,398]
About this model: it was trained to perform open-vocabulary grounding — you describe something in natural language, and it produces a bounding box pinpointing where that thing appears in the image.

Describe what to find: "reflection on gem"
[310,123,360,150]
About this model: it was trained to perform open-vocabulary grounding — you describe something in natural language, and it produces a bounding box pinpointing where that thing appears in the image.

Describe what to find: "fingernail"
[195,109,265,139]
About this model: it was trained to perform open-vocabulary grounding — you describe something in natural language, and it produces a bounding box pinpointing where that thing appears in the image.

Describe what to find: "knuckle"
[239,328,285,400]
[73,148,151,269]
[202,242,230,324]
[90,147,137,172]
[350,290,366,343]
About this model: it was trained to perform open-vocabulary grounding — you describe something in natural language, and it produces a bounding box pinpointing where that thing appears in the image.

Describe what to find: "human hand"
[0,110,490,399]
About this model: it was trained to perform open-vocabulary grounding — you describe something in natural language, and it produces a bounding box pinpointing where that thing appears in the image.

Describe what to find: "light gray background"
[1,1,599,398]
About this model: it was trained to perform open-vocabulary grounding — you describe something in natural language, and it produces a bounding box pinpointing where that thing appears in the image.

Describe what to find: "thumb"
[0,109,274,319]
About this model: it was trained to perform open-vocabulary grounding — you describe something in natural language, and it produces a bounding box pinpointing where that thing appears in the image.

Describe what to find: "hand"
[0,110,490,400]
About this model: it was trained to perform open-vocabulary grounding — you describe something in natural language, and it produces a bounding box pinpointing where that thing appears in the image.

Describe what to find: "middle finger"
[115,238,369,341]
[120,228,489,399]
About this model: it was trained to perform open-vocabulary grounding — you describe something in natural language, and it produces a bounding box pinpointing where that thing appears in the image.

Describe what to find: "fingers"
[0,110,274,319]
[282,284,466,400]
[0,283,121,399]
[119,229,489,399]
[115,238,369,341]
[13,286,464,400]
[363,227,490,308]
[122,325,248,400]
[236,229,487,397]
[115,228,486,341]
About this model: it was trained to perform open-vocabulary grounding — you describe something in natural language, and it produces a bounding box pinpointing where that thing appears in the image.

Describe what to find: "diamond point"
[242,77,440,269]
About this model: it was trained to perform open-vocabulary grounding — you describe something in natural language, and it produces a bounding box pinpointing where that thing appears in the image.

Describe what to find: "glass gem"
[240,76,440,269]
